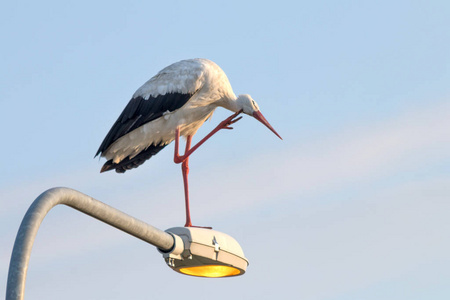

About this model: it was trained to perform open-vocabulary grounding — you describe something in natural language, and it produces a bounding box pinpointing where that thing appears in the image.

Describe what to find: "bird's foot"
[219,110,243,130]
[184,223,212,229]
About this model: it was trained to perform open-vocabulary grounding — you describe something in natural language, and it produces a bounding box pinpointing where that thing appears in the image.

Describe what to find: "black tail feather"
[100,144,167,173]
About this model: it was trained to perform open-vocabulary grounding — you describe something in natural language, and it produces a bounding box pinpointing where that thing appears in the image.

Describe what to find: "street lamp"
[161,227,248,277]
[6,187,249,300]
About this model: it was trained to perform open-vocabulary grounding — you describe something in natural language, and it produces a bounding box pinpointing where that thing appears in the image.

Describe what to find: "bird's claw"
[221,112,243,129]
[230,116,243,124]
[186,225,213,229]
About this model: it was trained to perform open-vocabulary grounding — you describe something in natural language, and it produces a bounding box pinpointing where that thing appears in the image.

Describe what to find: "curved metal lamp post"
[6,187,248,300]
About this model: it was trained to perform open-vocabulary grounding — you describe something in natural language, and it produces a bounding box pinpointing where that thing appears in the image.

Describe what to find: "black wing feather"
[100,144,167,173]
[96,92,194,158]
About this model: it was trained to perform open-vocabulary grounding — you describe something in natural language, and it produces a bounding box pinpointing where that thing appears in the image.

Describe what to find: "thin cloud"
[185,100,450,214]
[2,101,449,265]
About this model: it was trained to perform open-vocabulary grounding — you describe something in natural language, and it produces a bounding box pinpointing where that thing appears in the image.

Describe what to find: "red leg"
[174,127,182,164]
[180,136,212,229]
[174,111,242,228]
[173,110,242,164]
[182,136,193,227]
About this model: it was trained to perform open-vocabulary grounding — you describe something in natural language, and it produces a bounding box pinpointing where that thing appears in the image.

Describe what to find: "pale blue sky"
[1,1,450,299]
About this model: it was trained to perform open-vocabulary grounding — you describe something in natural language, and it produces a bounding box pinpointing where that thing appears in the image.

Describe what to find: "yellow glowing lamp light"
[159,227,248,278]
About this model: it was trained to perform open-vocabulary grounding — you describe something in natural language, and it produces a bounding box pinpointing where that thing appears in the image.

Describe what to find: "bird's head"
[236,94,282,140]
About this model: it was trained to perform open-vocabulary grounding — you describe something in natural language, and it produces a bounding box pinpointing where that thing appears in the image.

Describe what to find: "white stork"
[96,58,281,227]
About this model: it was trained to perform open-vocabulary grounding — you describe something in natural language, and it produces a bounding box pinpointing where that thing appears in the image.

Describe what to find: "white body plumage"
[104,59,236,164]
[97,58,279,173]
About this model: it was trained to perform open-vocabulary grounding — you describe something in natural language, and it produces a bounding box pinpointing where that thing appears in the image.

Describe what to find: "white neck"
[218,95,241,113]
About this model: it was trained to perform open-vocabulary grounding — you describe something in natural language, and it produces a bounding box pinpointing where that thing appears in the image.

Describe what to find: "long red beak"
[252,111,282,140]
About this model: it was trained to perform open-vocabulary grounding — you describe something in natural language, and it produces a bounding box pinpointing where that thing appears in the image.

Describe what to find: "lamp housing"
[159,227,248,278]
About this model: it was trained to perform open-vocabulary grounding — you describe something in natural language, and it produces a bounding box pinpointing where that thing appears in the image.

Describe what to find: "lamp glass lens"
[179,265,241,278]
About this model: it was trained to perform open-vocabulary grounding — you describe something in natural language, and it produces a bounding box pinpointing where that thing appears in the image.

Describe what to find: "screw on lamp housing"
[159,227,249,278]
